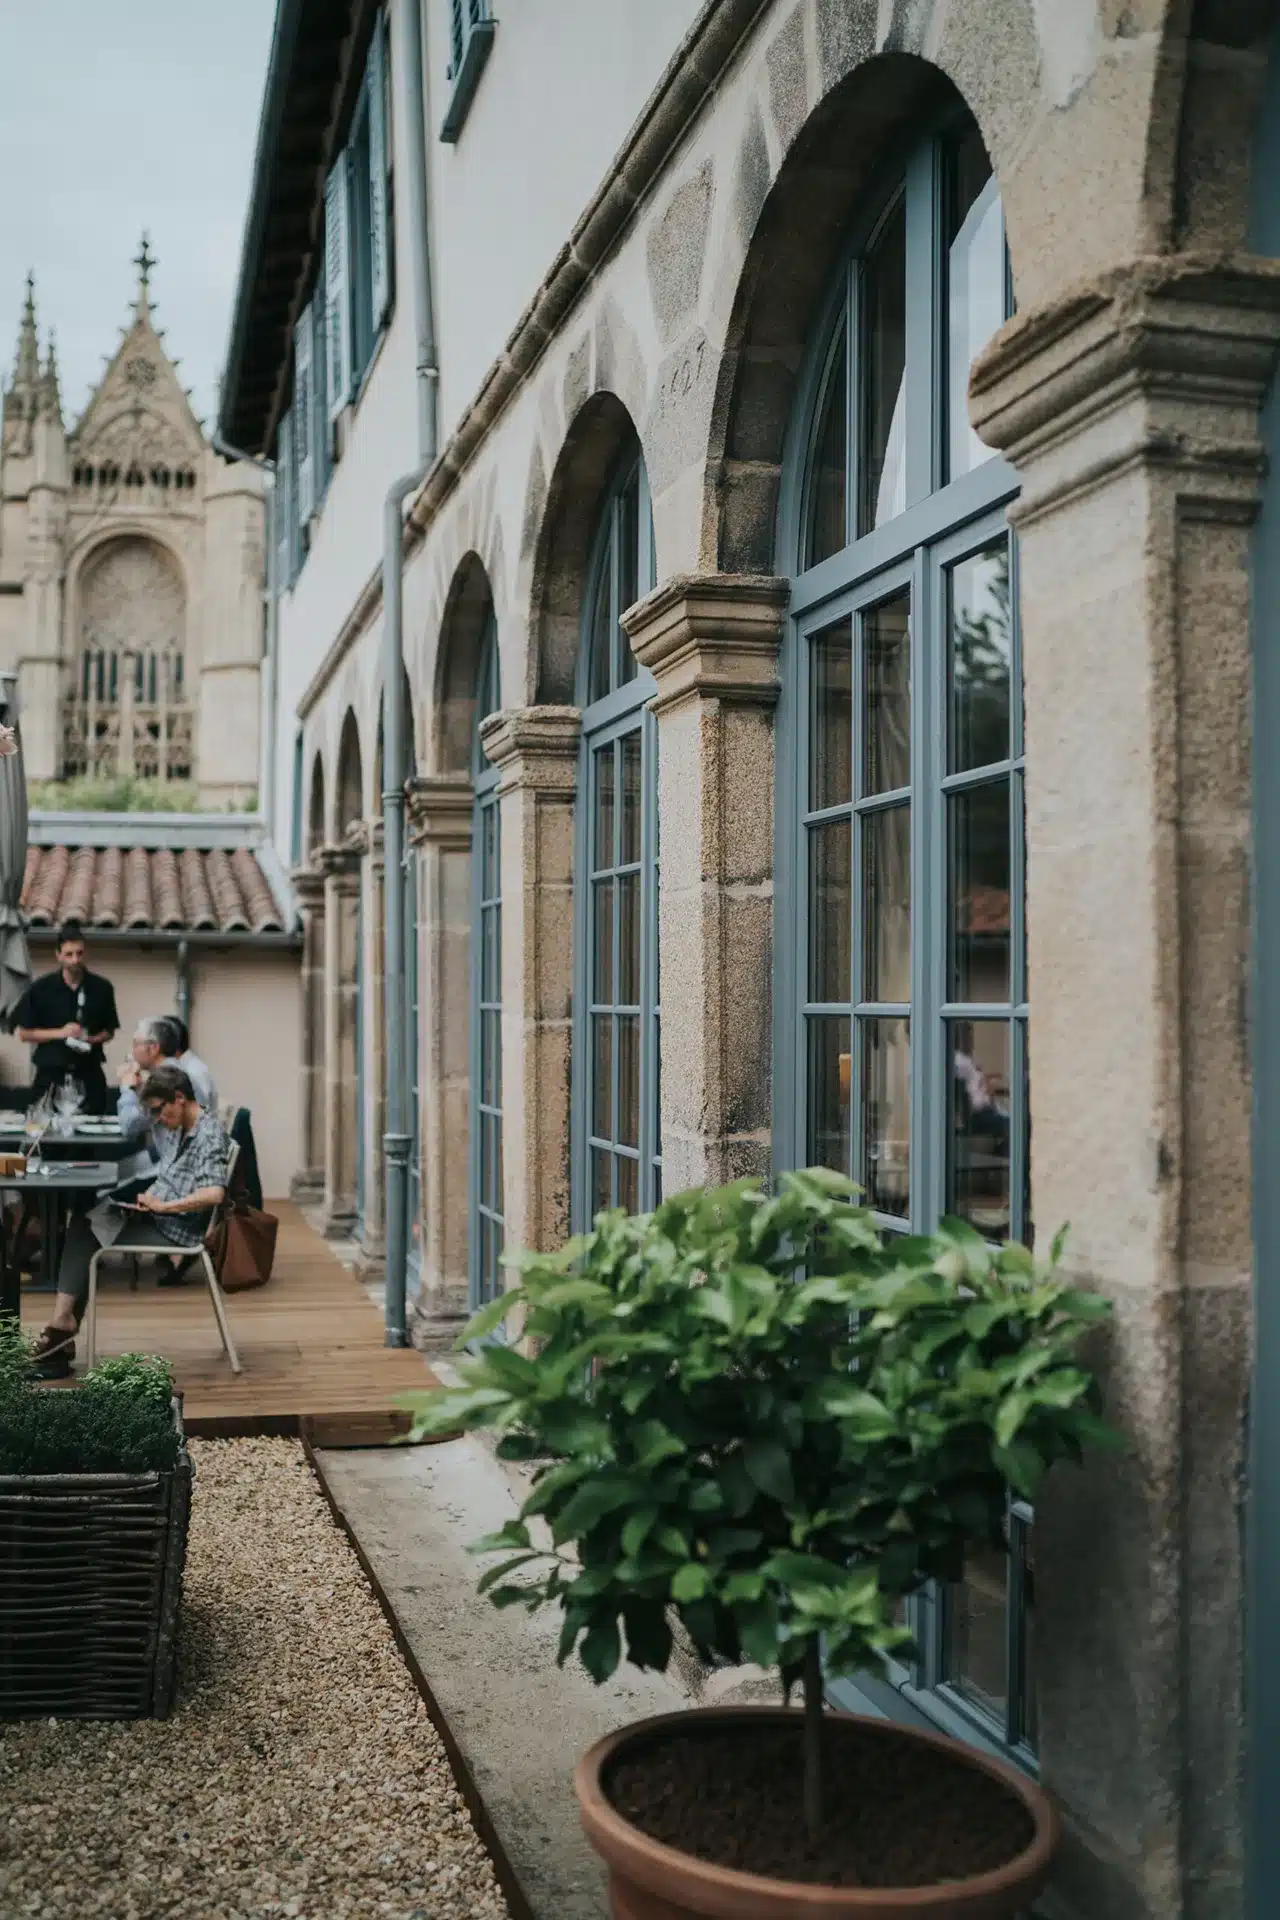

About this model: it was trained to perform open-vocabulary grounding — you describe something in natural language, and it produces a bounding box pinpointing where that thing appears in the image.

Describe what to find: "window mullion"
[903,137,942,510]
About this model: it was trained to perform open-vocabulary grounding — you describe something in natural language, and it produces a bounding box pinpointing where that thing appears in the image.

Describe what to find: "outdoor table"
[0,1159,126,1319]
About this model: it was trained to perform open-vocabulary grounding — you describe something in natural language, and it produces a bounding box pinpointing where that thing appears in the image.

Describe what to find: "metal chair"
[84,1140,243,1374]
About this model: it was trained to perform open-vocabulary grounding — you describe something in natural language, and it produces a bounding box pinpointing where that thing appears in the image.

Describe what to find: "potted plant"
[0,1324,192,1720]
[407,1170,1115,1917]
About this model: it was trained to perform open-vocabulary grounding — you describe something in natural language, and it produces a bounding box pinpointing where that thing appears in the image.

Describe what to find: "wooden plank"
[20,1201,441,1441]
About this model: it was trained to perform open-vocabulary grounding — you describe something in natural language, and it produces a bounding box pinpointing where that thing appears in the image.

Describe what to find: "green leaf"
[477,1553,540,1595]
[550,1474,642,1544]
[735,1593,780,1667]
[621,1508,658,1558]
[580,1621,622,1684]
[671,1563,710,1602]
[743,1439,794,1504]
[470,1520,533,1555]
[455,1290,518,1348]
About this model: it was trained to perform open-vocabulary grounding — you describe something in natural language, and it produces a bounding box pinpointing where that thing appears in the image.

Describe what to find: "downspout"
[212,431,277,837]
[382,0,439,1347]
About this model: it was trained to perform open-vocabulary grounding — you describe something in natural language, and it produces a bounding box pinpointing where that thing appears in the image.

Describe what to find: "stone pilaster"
[481,706,580,1261]
[623,575,789,1194]
[361,818,387,1261]
[290,862,326,1202]
[969,254,1280,1920]
[319,841,362,1239]
[405,772,473,1347]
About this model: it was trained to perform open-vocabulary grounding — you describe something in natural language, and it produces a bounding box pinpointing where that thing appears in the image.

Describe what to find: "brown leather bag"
[205,1196,278,1292]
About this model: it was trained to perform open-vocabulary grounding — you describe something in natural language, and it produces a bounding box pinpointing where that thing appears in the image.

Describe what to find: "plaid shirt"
[146,1109,230,1247]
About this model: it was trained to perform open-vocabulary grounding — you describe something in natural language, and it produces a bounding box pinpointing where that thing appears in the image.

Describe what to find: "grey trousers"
[58,1212,178,1314]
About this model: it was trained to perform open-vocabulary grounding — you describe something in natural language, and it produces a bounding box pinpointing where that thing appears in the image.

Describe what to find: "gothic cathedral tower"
[0,244,264,805]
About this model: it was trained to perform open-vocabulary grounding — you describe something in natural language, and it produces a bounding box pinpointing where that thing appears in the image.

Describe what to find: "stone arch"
[1163,0,1278,253]
[306,751,326,857]
[372,665,417,800]
[529,391,645,705]
[334,708,363,839]
[703,51,980,574]
[433,552,497,775]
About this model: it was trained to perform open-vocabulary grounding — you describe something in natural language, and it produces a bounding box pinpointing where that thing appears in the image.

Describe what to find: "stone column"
[290,861,326,1202]
[405,773,473,1347]
[360,819,387,1262]
[969,257,1280,1920]
[481,707,580,1260]
[623,576,789,1194]
[320,840,361,1238]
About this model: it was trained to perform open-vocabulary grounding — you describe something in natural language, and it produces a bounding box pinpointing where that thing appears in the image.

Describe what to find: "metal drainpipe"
[211,432,277,836]
[174,938,192,1034]
[382,0,440,1348]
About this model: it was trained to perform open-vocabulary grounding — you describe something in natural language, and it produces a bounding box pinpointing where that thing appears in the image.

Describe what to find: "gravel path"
[0,1438,512,1920]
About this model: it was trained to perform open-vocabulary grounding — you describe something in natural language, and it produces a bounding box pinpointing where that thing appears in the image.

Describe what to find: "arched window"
[469,620,504,1307]
[778,112,1031,1756]
[573,447,660,1223]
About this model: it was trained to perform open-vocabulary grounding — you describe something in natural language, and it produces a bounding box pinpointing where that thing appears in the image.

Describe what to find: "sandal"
[30,1324,75,1378]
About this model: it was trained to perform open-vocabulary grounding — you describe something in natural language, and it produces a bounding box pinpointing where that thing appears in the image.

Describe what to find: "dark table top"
[0,1160,123,1193]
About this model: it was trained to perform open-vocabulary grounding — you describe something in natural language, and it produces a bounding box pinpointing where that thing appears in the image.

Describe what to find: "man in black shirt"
[13,921,120,1115]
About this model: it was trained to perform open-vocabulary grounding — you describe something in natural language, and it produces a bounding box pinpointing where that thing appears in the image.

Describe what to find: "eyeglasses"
[146,1099,179,1119]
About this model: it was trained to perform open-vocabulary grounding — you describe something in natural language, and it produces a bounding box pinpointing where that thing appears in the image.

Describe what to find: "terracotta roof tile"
[22,844,286,936]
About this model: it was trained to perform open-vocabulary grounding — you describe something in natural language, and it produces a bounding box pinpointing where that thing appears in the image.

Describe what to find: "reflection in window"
[860,193,908,535]
[947,127,1008,482]
[577,450,661,1222]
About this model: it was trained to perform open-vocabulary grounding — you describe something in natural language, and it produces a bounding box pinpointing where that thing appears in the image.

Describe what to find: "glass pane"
[949,1019,1011,1239]
[617,1014,639,1148]
[592,879,614,1002]
[617,1153,639,1215]
[617,473,640,688]
[594,743,616,872]
[592,1147,613,1217]
[620,730,642,865]
[808,1014,851,1175]
[860,1016,909,1217]
[482,799,500,896]
[592,1014,613,1140]
[950,779,1010,1001]
[1021,1522,1037,1747]
[484,1112,502,1211]
[482,903,500,1002]
[1021,1022,1033,1251]
[858,191,907,535]
[810,617,853,810]
[482,1008,500,1106]
[806,324,847,568]
[618,873,640,1005]
[947,125,1005,482]
[862,804,910,1005]
[949,543,1011,773]
[863,592,910,796]
[588,542,613,706]
[949,1542,1008,1726]
[493,1109,504,1218]
[809,818,851,1004]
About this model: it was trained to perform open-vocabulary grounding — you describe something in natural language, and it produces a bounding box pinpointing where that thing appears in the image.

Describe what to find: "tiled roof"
[21,844,285,935]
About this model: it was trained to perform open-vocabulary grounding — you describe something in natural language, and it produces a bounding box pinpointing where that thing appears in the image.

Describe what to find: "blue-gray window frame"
[468,619,505,1308]
[773,113,1036,1766]
[571,453,662,1229]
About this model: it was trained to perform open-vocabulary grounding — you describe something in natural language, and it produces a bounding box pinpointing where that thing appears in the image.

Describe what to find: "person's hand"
[118,1060,140,1088]
[0,724,18,758]
[134,1191,165,1212]
[59,1021,83,1040]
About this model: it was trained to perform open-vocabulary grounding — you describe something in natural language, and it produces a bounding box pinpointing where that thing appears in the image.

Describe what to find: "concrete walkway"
[314,1434,699,1920]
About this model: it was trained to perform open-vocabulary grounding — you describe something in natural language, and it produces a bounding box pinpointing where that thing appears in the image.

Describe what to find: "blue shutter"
[275,407,294,591]
[312,284,331,499]
[294,303,314,526]
[324,158,352,421]
[368,14,392,328]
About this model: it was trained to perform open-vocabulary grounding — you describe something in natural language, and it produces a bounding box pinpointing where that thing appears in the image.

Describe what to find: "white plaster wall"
[423,0,704,440]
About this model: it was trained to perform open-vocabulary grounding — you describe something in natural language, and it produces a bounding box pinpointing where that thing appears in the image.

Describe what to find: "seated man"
[31,1064,230,1377]
[168,1017,218,1115]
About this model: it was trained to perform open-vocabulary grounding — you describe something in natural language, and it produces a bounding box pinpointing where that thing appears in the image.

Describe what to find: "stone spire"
[10,272,39,396]
[38,330,61,422]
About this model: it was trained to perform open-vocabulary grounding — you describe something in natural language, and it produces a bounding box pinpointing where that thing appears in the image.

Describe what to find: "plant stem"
[802,1636,824,1840]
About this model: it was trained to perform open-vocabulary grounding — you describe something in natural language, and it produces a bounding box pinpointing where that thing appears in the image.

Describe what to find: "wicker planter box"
[0,1403,192,1720]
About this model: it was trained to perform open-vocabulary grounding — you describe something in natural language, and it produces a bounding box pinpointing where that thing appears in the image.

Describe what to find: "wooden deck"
[20,1200,440,1444]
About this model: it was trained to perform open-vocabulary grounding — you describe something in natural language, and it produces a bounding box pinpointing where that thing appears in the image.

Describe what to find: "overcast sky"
[0,0,277,432]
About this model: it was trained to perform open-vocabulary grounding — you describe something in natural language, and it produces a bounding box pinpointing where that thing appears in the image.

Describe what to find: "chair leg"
[199,1251,242,1374]
[85,1251,103,1371]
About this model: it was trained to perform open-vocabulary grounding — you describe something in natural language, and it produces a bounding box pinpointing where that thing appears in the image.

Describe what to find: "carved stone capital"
[342,818,371,858]
[317,841,362,880]
[481,705,581,797]
[405,773,474,850]
[970,251,1280,528]
[291,864,326,911]
[622,574,789,717]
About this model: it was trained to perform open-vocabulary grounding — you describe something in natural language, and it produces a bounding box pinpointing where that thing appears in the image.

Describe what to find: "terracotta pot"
[574,1705,1060,1920]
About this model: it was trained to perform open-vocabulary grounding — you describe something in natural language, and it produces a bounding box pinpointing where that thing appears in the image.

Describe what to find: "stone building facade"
[221,2,1280,1915]
[0,251,264,802]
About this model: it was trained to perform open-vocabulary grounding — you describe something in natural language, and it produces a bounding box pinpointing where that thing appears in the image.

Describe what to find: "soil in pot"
[605,1716,1035,1889]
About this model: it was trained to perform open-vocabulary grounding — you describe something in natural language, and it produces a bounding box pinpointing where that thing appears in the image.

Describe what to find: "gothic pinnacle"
[12,271,39,392]
[133,231,156,314]
[39,329,61,420]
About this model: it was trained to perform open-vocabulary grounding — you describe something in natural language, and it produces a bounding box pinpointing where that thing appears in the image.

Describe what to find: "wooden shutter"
[312,285,330,498]
[368,14,392,328]
[294,303,314,526]
[324,158,352,421]
[275,407,294,591]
